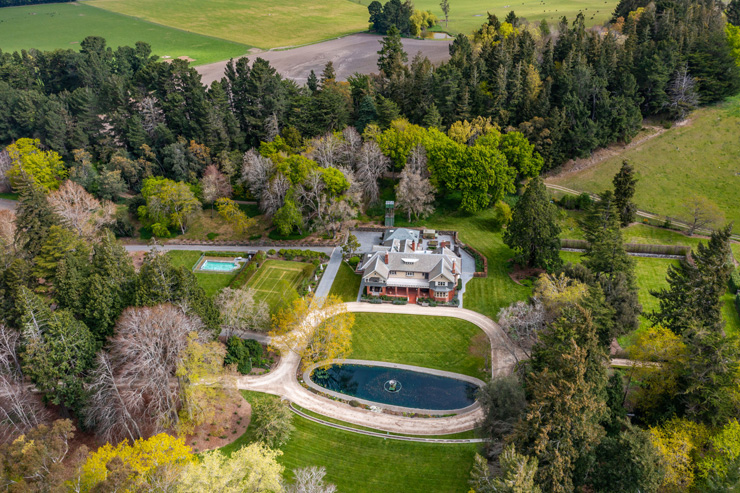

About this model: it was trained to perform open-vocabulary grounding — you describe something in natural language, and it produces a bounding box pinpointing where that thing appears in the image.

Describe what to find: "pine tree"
[612,160,638,227]
[728,0,740,26]
[377,26,408,78]
[355,95,378,133]
[422,103,443,130]
[503,177,561,270]
[651,225,733,335]
[14,182,59,260]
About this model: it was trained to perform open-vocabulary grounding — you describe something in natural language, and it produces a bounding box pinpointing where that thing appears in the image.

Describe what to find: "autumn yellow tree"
[5,138,67,191]
[177,443,284,492]
[176,332,234,435]
[79,433,194,491]
[649,417,709,492]
[216,197,256,235]
[269,295,354,369]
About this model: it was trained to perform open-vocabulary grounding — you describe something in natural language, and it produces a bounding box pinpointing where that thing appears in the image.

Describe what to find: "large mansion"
[357,228,461,303]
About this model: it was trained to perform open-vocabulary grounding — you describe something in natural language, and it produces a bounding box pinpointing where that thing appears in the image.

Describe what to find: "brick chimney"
[452,260,456,274]
[385,251,389,264]
[411,240,416,251]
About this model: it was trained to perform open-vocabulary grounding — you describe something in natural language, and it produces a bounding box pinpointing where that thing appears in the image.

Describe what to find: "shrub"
[224,337,265,374]
[207,232,219,240]
[251,399,295,448]
[349,400,361,407]
[268,249,276,255]
[730,270,740,294]
[348,256,361,269]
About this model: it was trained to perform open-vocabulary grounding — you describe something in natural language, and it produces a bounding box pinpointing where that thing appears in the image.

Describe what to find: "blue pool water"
[201,260,238,272]
[311,364,479,411]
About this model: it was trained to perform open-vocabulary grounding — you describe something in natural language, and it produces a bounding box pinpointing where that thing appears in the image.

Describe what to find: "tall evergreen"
[503,177,561,270]
[612,160,638,227]
[14,181,59,260]
[728,0,740,26]
[651,225,734,335]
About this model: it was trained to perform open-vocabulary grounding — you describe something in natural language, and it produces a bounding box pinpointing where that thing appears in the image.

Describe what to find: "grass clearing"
[166,250,237,297]
[350,0,618,36]
[0,3,250,66]
[226,391,479,493]
[349,313,490,380]
[328,261,362,302]
[245,259,310,310]
[87,0,369,50]
[548,96,740,229]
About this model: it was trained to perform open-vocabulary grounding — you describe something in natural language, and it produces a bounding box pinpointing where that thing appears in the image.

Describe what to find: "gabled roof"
[383,228,420,244]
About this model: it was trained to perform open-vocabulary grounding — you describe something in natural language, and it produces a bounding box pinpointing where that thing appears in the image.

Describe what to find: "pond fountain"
[310,364,480,412]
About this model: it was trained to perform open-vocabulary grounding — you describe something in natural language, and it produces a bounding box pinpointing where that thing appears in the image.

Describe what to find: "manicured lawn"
[245,259,311,310]
[548,96,740,230]
[166,250,237,297]
[350,0,618,36]
[349,313,489,380]
[328,261,362,302]
[225,391,479,493]
[87,0,369,49]
[0,192,18,200]
[0,3,250,66]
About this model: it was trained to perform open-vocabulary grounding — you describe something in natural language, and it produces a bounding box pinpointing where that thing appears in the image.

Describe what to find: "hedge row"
[560,238,690,256]
[267,249,329,261]
[204,251,251,258]
[730,270,740,294]
[229,251,266,290]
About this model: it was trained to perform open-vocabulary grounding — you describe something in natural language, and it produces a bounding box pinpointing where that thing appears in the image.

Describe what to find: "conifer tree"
[14,182,59,260]
[728,0,740,26]
[612,160,638,227]
[503,177,561,270]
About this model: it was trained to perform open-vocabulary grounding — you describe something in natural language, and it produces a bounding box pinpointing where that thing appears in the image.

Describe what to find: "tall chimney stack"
[452,260,456,274]
[385,252,389,264]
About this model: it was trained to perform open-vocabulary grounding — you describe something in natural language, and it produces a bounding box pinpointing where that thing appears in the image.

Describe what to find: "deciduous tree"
[201,164,232,216]
[48,180,115,239]
[140,176,202,235]
[216,197,256,235]
[680,195,725,236]
[216,287,271,334]
[287,466,337,493]
[251,397,295,448]
[5,138,67,192]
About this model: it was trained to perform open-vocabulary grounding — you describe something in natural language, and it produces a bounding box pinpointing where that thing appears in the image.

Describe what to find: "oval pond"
[310,364,479,411]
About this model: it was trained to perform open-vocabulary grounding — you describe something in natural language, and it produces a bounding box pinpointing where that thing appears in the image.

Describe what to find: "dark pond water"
[310,364,479,411]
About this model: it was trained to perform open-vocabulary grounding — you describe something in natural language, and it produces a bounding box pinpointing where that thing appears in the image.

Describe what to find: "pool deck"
[301,359,485,416]
[193,254,246,273]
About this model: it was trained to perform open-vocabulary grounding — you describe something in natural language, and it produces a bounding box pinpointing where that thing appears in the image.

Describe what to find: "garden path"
[234,303,522,435]
[0,199,16,211]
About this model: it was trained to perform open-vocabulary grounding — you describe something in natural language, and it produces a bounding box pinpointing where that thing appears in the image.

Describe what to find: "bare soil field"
[196,33,453,85]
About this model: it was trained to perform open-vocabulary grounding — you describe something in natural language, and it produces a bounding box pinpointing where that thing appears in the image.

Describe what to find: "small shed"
[422,229,436,239]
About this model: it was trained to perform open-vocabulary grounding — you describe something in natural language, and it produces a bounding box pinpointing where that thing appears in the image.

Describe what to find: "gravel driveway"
[196,33,452,85]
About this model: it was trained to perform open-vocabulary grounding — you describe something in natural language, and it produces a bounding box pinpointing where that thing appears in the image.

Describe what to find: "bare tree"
[406,144,430,177]
[354,141,390,205]
[395,166,435,222]
[295,168,327,223]
[287,466,337,493]
[323,197,357,236]
[47,180,116,238]
[216,288,270,334]
[137,96,165,138]
[0,210,15,263]
[84,304,207,442]
[200,164,232,216]
[241,149,275,199]
[0,149,10,193]
[339,127,363,168]
[308,133,343,168]
[260,172,290,217]
[666,65,699,121]
[681,195,725,236]
[497,300,546,361]
[265,113,280,142]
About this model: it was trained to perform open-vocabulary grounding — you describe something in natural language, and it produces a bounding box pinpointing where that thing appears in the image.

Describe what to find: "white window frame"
[406,272,414,277]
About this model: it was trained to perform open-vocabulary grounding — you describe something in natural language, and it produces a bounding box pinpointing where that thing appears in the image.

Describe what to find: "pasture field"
[548,96,740,228]
[351,0,618,35]
[0,3,249,65]
[349,313,490,380]
[244,259,310,310]
[225,391,479,493]
[86,0,369,49]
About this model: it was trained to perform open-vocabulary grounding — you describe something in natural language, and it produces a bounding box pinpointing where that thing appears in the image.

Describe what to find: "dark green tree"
[377,26,408,78]
[728,0,740,26]
[612,160,638,227]
[14,181,59,260]
[503,177,562,270]
[355,95,378,133]
[590,425,665,492]
[478,374,527,443]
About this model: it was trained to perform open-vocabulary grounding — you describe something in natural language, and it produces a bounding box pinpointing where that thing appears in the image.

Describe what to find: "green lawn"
[349,313,490,380]
[351,0,618,36]
[328,261,362,302]
[0,192,18,200]
[224,391,479,493]
[166,250,237,297]
[0,3,250,66]
[87,0,369,49]
[548,96,740,229]
[560,251,740,343]
[245,259,310,310]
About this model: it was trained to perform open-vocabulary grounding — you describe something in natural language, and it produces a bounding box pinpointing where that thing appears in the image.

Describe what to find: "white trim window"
[436,281,447,286]
[406,272,414,277]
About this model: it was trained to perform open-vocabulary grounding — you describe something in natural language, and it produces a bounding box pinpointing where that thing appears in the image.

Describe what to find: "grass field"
[351,0,618,35]
[87,0,369,50]
[224,391,479,493]
[560,251,740,343]
[166,250,237,297]
[0,3,250,65]
[548,96,740,229]
[245,259,310,310]
[349,313,490,380]
[328,261,362,302]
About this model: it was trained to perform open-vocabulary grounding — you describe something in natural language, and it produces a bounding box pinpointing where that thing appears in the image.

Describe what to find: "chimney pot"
[452,260,456,274]
[385,252,389,264]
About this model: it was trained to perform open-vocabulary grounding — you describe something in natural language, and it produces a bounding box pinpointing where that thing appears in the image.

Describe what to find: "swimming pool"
[200,260,239,272]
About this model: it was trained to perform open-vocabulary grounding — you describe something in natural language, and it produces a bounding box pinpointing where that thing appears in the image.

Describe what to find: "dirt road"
[196,33,453,85]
